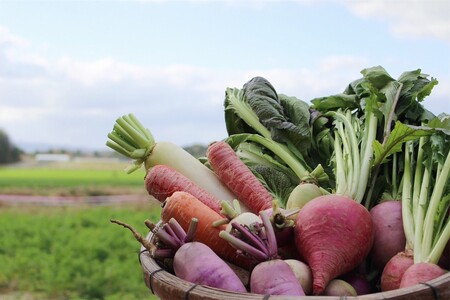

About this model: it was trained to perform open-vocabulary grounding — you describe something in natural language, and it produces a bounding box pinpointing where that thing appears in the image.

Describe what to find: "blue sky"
[0,0,449,151]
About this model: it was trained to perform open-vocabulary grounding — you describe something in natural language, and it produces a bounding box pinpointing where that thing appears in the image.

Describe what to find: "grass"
[0,160,162,299]
[0,161,146,196]
[0,203,162,300]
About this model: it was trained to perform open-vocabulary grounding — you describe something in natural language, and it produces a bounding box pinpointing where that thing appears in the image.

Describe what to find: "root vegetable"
[220,211,305,296]
[207,140,273,213]
[106,114,238,203]
[322,279,357,296]
[110,218,247,293]
[250,259,304,296]
[161,191,255,269]
[286,182,323,210]
[284,259,313,295]
[380,250,414,291]
[369,200,406,271]
[294,194,374,295]
[399,262,447,288]
[145,164,222,213]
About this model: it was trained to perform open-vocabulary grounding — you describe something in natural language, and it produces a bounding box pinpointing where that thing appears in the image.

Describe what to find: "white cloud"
[0,25,447,151]
[343,0,450,42]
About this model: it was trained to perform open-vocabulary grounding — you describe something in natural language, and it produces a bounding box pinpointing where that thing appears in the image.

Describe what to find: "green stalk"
[413,165,431,263]
[336,120,354,196]
[402,141,415,251]
[246,134,310,182]
[333,132,346,195]
[421,150,450,258]
[412,137,426,218]
[427,218,450,264]
[106,114,156,173]
[358,113,377,204]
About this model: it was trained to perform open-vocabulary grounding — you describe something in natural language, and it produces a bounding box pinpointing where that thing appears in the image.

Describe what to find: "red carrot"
[207,141,273,213]
[145,164,222,214]
[160,191,255,270]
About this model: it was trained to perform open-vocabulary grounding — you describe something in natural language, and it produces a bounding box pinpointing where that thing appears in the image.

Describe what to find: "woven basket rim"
[139,224,450,300]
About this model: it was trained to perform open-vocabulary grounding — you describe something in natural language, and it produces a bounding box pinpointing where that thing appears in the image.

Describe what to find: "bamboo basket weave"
[139,230,450,300]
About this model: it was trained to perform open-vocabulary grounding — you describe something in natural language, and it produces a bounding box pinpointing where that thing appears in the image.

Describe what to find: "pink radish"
[110,217,247,293]
[207,140,273,213]
[369,200,406,271]
[294,194,374,295]
[399,262,447,288]
[380,250,414,291]
[145,164,223,213]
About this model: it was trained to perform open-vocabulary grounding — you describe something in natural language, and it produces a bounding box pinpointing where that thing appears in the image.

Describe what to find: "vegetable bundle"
[107,66,449,297]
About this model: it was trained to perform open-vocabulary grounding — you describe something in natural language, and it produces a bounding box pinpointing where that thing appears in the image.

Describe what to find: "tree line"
[0,129,22,164]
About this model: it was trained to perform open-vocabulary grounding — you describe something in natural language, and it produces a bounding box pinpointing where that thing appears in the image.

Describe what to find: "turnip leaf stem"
[427,219,450,264]
[219,230,268,262]
[357,113,377,203]
[402,141,415,251]
[260,211,278,257]
[229,222,269,257]
[421,150,450,260]
[184,218,199,243]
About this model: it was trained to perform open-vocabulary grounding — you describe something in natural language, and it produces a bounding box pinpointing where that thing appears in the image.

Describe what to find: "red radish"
[207,140,273,213]
[399,262,447,288]
[220,211,305,296]
[145,164,222,213]
[369,200,406,271]
[160,191,255,269]
[110,217,247,293]
[294,195,374,295]
[380,250,414,291]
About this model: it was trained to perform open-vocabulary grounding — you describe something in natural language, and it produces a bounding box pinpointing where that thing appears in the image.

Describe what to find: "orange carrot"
[145,164,222,214]
[161,191,255,270]
[207,141,273,213]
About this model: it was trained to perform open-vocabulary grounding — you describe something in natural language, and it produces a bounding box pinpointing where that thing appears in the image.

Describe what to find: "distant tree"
[0,129,22,164]
[183,144,207,158]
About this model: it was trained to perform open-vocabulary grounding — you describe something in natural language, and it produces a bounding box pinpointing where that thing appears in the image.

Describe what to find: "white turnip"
[284,259,313,295]
[321,279,357,296]
[294,194,374,295]
[286,182,323,210]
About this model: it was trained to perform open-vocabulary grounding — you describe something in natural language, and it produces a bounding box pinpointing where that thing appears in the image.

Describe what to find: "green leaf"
[373,121,434,166]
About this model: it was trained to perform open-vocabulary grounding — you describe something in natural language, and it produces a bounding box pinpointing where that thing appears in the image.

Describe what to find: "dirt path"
[0,194,150,206]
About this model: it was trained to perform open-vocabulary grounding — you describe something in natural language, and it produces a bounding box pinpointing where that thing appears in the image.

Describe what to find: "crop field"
[0,161,146,196]
[0,160,161,300]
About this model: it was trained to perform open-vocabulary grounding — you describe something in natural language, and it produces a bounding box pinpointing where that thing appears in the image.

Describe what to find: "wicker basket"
[139,230,450,300]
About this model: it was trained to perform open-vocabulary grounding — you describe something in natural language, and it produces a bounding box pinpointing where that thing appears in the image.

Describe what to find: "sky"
[0,0,449,152]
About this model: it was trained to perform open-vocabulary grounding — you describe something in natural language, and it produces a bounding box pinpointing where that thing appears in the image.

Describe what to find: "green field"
[0,162,146,196]
[0,161,162,299]
[0,204,161,300]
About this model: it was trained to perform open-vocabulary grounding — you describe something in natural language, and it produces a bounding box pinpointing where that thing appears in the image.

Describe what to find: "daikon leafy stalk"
[312,66,439,208]
[400,114,450,263]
